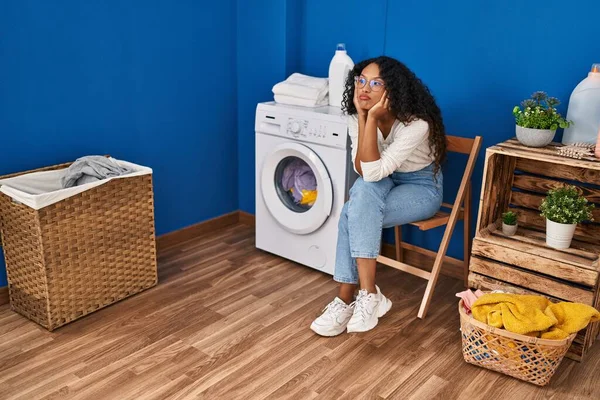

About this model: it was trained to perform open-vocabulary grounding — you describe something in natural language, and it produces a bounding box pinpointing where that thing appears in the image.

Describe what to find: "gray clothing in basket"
[61,156,134,188]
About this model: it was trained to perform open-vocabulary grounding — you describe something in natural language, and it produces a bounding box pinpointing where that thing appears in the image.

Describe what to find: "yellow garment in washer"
[290,188,317,206]
[299,189,317,206]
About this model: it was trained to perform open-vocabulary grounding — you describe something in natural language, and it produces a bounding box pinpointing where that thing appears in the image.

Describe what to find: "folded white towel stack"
[272,73,329,107]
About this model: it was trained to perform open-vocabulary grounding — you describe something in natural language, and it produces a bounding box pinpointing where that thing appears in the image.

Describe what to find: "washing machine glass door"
[261,142,333,234]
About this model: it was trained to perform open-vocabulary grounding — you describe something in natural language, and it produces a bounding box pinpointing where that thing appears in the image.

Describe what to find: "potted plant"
[512,91,572,147]
[539,185,594,249]
[502,211,518,236]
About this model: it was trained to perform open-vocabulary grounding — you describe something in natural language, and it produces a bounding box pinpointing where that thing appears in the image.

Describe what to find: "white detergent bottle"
[328,43,354,108]
[562,63,600,144]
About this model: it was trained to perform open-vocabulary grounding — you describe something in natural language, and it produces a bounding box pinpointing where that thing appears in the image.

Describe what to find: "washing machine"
[255,101,357,275]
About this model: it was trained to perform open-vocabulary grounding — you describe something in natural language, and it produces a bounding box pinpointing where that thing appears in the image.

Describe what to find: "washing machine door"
[261,142,333,234]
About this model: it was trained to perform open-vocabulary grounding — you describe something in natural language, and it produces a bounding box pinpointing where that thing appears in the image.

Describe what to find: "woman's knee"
[382,192,443,228]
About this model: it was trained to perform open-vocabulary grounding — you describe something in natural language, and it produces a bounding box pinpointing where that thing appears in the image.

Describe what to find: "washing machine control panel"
[255,103,347,148]
[286,118,308,138]
[286,117,344,147]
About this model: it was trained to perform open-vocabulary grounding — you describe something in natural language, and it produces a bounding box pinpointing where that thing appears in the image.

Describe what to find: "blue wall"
[300,0,388,76]
[393,0,597,256]
[0,1,238,287]
[237,0,287,214]
[237,0,302,213]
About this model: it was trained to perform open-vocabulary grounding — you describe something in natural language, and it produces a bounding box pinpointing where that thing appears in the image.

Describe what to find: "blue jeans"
[333,163,443,284]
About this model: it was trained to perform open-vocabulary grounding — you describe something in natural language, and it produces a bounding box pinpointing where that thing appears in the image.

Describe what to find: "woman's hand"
[353,86,367,119]
[368,90,389,121]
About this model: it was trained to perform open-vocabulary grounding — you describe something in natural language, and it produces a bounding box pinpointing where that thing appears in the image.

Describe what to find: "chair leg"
[418,250,445,319]
[418,217,456,319]
[418,137,481,319]
[394,226,403,262]
[463,183,472,288]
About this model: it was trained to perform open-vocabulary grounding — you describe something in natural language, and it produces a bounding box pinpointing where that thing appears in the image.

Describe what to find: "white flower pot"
[502,222,518,236]
[546,218,577,249]
[515,125,556,148]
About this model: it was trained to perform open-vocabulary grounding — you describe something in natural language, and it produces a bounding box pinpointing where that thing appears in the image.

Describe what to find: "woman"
[311,56,447,336]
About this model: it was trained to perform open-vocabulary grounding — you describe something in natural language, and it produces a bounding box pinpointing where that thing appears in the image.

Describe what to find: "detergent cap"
[336,43,346,52]
[591,63,600,74]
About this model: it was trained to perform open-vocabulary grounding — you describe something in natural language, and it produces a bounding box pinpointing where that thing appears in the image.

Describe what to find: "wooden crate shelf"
[469,139,600,362]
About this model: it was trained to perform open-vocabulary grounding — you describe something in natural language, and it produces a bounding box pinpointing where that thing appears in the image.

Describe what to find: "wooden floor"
[1,223,599,400]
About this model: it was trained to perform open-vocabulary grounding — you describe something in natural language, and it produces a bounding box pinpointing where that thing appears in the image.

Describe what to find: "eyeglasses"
[354,75,385,92]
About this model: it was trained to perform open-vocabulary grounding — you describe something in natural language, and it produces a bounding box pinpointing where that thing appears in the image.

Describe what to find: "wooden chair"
[376,135,483,319]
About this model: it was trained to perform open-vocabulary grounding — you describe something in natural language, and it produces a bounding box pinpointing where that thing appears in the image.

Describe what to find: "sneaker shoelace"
[323,300,346,318]
[350,290,372,323]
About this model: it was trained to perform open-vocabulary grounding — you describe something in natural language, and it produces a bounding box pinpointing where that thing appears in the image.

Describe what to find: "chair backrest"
[444,134,483,210]
[446,135,479,155]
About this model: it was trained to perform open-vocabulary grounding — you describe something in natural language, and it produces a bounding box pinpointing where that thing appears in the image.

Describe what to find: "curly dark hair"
[342,56,447,175]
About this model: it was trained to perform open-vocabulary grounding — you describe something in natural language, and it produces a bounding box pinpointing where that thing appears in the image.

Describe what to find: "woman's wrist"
[367,108,384,121]
[365,115,378,127]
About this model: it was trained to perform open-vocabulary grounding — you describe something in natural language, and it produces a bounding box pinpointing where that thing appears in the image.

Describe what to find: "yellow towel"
[471,293,600,339]
[543,302,600,339]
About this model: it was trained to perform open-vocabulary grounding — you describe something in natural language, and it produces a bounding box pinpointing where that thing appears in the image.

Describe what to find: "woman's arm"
[351,87,369,176]
[354,113,367,175]
[358,115,380,164]
[356,91,389,177]
[360,119,430,182]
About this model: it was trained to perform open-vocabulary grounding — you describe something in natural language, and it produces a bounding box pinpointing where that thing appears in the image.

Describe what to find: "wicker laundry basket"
[0,160,158,331]
[459,300,575,386]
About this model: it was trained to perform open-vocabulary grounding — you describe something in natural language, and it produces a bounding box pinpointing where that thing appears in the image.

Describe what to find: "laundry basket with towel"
[0,157,158,330]
[459,295,584,386]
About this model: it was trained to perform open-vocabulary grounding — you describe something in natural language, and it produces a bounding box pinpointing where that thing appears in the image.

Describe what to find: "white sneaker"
[346,285,392,333]
[310,297,355,337]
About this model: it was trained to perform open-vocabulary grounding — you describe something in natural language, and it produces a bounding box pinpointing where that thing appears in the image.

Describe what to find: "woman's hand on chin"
[367,90,390,121]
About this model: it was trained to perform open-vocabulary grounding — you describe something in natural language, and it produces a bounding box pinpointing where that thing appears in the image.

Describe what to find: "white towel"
[272,73,328,101]
[274,94,329,108]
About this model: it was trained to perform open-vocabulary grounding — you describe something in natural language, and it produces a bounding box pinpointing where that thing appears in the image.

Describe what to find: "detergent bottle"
[328,43,354,108]
[562,64,600,144]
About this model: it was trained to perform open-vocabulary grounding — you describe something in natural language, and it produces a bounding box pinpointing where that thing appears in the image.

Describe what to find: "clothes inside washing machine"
[276,157,318,212]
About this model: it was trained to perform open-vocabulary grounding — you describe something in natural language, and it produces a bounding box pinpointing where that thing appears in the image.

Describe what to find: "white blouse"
[348,115,435,182]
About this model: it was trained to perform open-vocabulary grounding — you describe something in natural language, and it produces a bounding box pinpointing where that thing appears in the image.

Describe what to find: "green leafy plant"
[513,91,572,130]
[502,211,518,226]
[539,185,594,224]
